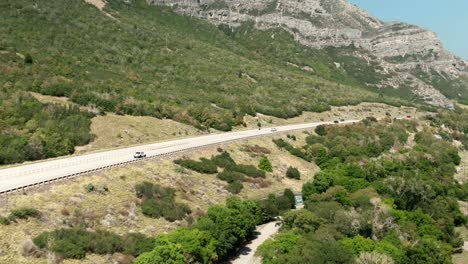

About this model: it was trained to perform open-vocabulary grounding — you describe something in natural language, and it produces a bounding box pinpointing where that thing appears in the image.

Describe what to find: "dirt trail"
[83,0,115,18]
[230,221,281,264]
[84,0,106,10]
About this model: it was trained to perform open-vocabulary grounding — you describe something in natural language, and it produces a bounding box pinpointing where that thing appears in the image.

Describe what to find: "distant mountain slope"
[149,0,468,107]
[0,0,415,134]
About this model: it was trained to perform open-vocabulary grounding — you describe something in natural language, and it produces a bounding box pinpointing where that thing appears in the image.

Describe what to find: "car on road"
[333,120,339,124]
[133,151,146,159]
[270,128,277,132]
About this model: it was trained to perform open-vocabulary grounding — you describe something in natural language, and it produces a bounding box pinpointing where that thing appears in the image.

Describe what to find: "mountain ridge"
[147,0,468,108]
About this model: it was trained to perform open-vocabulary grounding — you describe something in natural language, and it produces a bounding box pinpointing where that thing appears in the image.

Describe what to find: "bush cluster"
[174,158,218,174]
[136,182,191,222]
[286,166,300,180]
[273,138,311,162]
[0,207,41,225]
[33,229,154,259]
[136,193,294,263]
[175,151,266,194]
[258,155,273,172]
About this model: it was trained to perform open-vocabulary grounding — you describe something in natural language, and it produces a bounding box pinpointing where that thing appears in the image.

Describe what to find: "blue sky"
[348,0,468,60]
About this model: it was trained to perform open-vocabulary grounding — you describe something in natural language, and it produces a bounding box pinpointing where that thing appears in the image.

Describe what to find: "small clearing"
[84,0,106,10]
[83,0,114,18]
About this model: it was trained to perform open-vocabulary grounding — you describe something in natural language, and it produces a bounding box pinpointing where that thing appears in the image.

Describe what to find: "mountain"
[149,0,468,108]
[0,0,467,165]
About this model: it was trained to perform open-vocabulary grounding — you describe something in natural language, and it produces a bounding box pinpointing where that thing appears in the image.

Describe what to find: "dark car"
[333,120,339,124]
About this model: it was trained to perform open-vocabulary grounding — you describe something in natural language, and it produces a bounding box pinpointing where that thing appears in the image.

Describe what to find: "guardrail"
[0,121,356,197]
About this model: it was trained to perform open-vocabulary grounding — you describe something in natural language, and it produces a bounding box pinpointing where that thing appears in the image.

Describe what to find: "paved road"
[231,221,281,264]
[0,120,358,193]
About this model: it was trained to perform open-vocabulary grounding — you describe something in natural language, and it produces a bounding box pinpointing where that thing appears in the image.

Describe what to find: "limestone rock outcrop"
[148,0,468,108]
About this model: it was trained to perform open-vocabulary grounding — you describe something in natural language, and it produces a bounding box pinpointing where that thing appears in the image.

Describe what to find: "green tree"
[405,238,453,264]
[257,232,302,264]
[135,240,186,264]
[341,235,376,255]
[162,228,218,263]
[315,125,327,136]
[286,166,300,180]
[282,210,322,233]
[227,180,243,194]
[258,155,273,172]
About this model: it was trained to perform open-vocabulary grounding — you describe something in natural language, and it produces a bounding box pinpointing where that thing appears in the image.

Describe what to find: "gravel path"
[230,221,281,264]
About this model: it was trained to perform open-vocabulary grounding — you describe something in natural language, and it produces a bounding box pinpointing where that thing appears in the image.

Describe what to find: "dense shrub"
[227,180,244,194]
[33,228,153,259]
[0,217,11,225]
[0,92,93,165]
[227,164,266,178]
[0,207,41,225]
[174,158,218,174]
[258,155,273,172]
[136,182,191,222]
[286,166,300,180]
[211,151,236,168]
[194,197,263,259]
[315,125,327,136]
[122,233,156,256]
[306,120,410,164]
[9,208,41,220]
[260,190,296,220]
[217,170,245,183]
[273,138,311,162]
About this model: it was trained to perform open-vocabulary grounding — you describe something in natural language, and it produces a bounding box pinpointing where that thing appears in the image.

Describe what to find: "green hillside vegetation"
[33,193,295,261]
[0,91,93,164]
[257,119,467,264]
[0,0,417,137]
[428,107,468,149]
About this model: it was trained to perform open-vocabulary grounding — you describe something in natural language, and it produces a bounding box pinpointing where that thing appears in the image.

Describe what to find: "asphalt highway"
[0,120,358,194]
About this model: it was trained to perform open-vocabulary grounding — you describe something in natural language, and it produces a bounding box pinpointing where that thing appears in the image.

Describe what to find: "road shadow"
[223,231,262,263]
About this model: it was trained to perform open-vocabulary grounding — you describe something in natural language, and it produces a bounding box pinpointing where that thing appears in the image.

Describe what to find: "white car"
[133,151,146,159]
[270,128,277,132]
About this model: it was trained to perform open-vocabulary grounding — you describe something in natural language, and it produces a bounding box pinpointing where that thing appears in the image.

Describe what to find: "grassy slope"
[0,128,318,263]
[0,0,415,132]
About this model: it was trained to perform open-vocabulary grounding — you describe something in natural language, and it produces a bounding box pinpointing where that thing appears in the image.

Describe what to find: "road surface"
[231,221,281,264]
[0,120,358,194]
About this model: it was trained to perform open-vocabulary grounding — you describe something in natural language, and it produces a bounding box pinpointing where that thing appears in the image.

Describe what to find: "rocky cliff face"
[148,0,468,108]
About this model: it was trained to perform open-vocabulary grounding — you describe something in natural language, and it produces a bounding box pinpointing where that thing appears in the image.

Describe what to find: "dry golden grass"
[76,113,203,154]
[29,92,205,154]
[453,251,468,264]
[241,102,418,130]
[0,128,319,263]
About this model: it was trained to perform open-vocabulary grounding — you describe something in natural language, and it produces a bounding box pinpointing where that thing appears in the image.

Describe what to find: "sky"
[348,0,468,60]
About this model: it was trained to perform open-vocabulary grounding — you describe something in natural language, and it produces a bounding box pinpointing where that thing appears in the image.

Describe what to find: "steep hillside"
[150,0,468,107]
[0,0,421,165]
[0,0,464,165]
